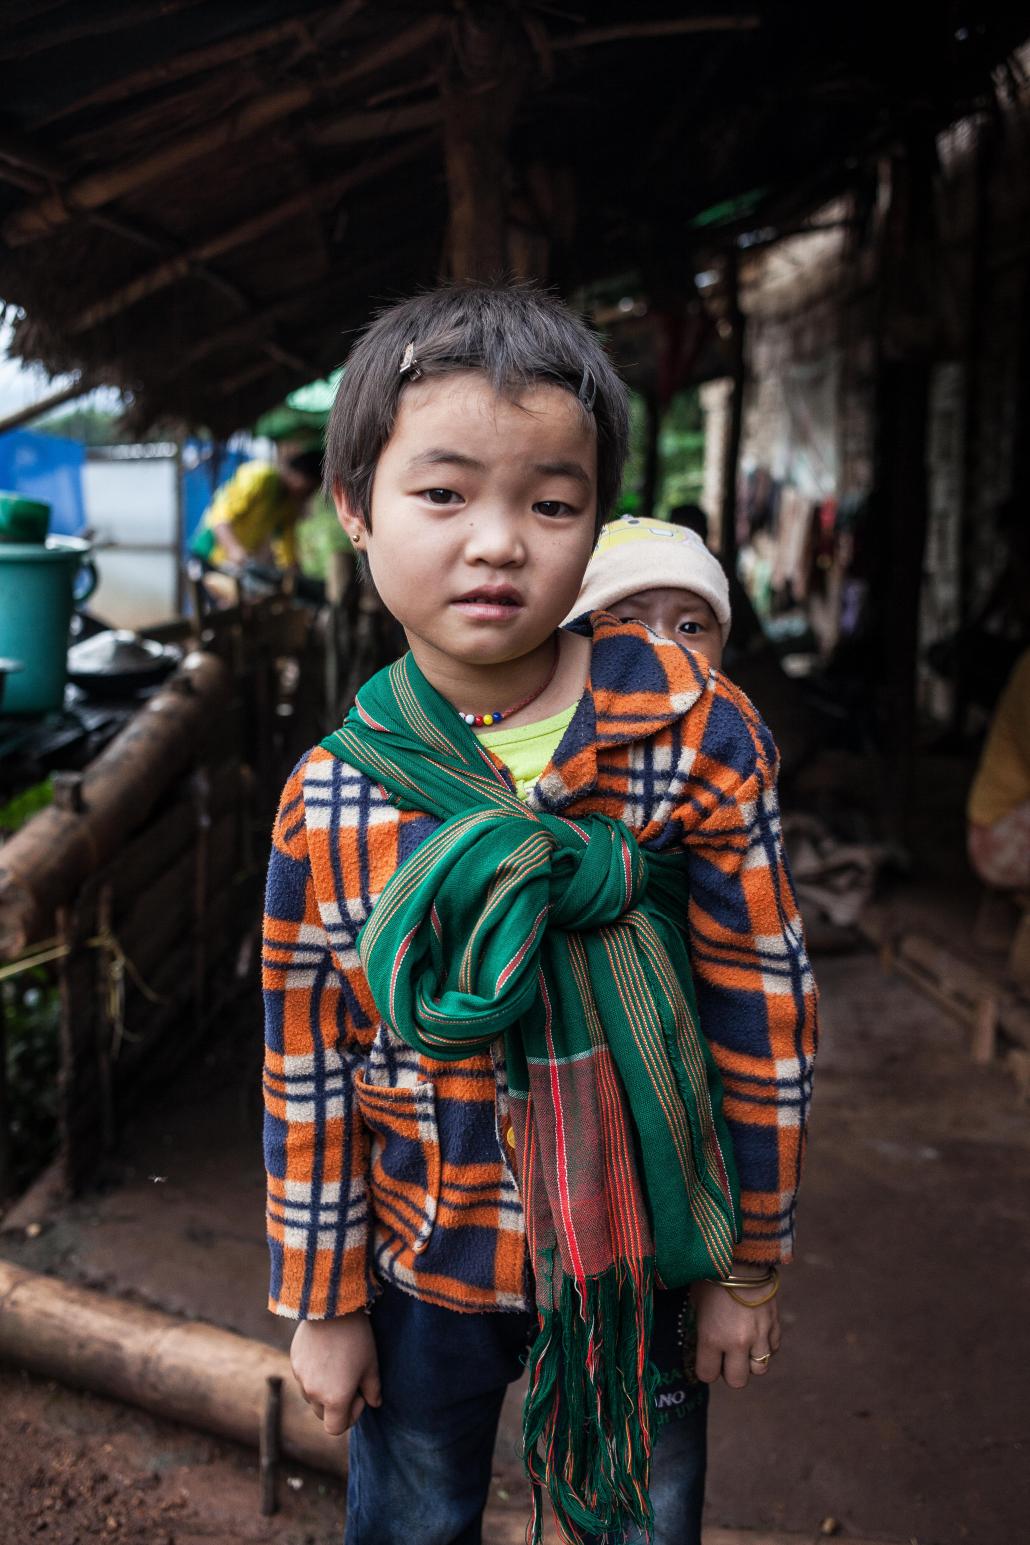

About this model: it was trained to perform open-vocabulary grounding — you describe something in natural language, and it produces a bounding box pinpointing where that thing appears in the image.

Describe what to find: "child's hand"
[689,1270,781,1390]
[290,1311,382,1435]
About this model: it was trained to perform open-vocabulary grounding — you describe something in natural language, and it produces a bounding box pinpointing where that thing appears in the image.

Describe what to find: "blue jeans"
[344,1283,708,1545]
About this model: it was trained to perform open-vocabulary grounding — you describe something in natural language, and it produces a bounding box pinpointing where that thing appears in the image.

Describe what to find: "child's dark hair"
[324,284,630,535]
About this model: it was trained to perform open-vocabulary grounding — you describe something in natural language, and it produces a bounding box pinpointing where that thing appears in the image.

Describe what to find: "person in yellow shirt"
[192,450,322,572]
[968,648,1030,890]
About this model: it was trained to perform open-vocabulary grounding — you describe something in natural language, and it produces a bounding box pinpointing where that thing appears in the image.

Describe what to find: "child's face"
[335,373,598,676]
[608,587,723,668]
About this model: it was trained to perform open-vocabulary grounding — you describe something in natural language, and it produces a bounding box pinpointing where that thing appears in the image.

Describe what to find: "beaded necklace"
[457,637,560,728]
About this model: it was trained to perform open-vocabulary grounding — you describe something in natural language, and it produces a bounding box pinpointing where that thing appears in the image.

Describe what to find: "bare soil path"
[1,943,1027,1544]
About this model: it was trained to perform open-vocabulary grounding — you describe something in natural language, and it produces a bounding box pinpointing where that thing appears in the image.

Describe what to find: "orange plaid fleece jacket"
[262,615,818,1319]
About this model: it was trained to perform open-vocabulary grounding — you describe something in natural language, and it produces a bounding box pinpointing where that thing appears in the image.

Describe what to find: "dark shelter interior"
[0,5,1028,1543]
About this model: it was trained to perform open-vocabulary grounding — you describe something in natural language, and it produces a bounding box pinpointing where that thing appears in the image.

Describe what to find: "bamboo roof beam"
[0,127,255,315]
[172,239,429,373]
[217,358,280,397]
[68,134,435,335]
[36,11,336,122]
[0,129,63,181]
[551,16,761,50]
[307,96,442,148]
[3,15,443,247]
[0,0,211,60]
[0,380,93,437]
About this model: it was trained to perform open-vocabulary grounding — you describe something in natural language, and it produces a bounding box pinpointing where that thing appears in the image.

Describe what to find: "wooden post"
[875,355,931,837]
[641,391,662,520]
[93,885,118,1152]
[260,1375,283,1516]
[174,437,187,618]
[191,768,212,1033]
[55,897,98,1193]
[870,134,937,840]
[719,248,745,575]
[441,3,532,280]
[953,120,995,736]
[0,988,10,1205]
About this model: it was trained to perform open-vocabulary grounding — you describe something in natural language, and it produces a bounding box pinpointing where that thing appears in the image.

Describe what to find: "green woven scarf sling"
[322,652,741,1543]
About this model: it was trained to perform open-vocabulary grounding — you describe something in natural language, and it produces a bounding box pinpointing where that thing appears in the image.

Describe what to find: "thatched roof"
[0,1,1023,433]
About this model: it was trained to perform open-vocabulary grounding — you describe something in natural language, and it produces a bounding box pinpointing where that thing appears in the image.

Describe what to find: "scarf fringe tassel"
[521,1257,659,1544]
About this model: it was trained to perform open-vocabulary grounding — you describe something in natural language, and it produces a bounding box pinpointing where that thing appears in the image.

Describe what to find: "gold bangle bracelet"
[724,1276,781,1308]
[705,1267,778,1289]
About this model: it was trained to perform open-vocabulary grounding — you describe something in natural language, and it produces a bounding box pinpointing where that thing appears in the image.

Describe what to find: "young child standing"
[262,286,818,1545]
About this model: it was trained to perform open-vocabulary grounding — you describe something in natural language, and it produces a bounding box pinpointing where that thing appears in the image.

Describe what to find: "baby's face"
[608,586,723,668]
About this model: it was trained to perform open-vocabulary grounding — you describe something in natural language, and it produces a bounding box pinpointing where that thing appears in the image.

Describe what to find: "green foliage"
[0,777,53,833]
[296,493,352,581]
[0,778,60,1191]
[614,393,649,514]
[615,389,706,522]
[655,392,705,522]
[2,969,60,1189]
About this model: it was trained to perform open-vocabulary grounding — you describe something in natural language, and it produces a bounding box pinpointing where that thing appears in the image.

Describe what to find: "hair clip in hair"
[399,341,422,381]
[577,364,597,414]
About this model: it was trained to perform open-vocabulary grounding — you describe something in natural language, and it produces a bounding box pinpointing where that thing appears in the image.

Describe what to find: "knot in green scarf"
[322,652,741,1544]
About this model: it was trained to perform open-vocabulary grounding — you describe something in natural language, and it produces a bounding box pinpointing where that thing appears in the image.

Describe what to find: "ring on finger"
[749,1350,772,1365]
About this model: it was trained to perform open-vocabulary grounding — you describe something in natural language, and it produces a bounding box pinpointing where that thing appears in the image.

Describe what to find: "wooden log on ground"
[0,1261,346,1476]
[0,652,232,959]
[896,933,1030,1052]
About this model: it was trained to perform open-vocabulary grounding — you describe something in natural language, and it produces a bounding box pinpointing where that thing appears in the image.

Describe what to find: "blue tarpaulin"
[0,430,250,555]
[0,428,86,535]
[181,440,249,555]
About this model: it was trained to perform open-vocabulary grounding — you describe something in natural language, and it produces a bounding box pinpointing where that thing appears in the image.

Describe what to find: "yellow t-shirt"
[201,462,299,568]
[476,703,577,800]
[968,649,1030,827]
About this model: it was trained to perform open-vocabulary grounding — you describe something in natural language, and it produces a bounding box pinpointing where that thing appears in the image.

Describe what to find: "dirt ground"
[1,933,1028,1544]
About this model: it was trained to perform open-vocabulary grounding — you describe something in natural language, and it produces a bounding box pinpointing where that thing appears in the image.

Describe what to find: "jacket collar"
[533,611,710,811]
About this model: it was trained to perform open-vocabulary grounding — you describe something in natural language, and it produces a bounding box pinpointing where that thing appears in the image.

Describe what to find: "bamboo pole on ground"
[0,653,232,960]
[0,1261,346,1476]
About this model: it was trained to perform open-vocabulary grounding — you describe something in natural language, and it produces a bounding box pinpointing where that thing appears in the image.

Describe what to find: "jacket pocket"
[354,1072,440,1256]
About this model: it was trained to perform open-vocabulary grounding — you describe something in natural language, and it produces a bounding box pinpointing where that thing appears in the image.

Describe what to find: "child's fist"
[290,1311,382,1435]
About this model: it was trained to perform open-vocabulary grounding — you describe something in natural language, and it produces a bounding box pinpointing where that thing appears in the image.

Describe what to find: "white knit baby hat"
[568,515,732,642]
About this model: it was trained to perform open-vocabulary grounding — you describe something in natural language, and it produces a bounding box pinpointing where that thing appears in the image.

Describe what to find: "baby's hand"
[689,1270,782,1390]
[290,1311,382,1435]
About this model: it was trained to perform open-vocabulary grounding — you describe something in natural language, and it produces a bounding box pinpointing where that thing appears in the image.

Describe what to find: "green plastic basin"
[0,537,97,715]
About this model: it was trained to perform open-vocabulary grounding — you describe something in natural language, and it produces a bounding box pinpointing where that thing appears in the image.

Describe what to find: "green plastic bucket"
[0,537,97,715]
[0,491,51,545]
